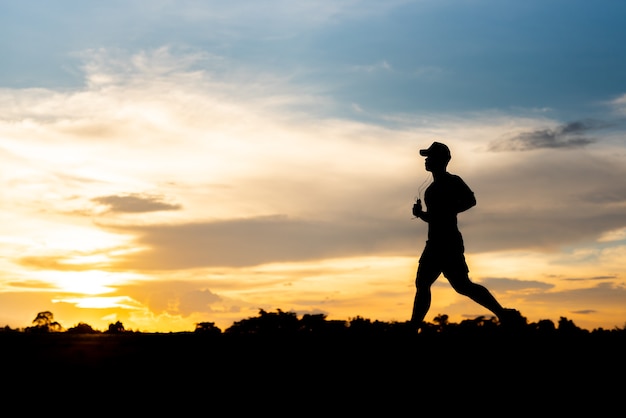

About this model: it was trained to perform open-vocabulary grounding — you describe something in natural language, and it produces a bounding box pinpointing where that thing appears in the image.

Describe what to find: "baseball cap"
[419,141,451,160]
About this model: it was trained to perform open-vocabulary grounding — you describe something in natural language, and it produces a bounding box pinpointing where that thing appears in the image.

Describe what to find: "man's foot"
[498,308,526,328]
[416,322,438,336]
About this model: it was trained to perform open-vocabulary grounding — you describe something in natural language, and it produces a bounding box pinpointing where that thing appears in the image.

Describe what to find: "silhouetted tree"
[307,314,349,337]
[557,316,587,336]
[348,316,397,336]
[225,309,299,336]
[432,314,450,333]
[433,314,449,327]
[26,311,63,333]
[66,322,100,334]
[299,313,348,336]
[194,321,222,335]
[106,321,125,334]
[348,315,371,332]
[535,319,556,335]
[299,313,326,332]
[455,315,499,336]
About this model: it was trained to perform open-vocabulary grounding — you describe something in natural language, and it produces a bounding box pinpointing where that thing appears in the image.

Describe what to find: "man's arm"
[454,176,476,213]
[412,199,430,222]
[456,192,476,213]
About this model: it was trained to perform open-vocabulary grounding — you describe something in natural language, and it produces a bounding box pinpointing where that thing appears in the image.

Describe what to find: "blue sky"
[1,0,626,332]
[4,0,626,119]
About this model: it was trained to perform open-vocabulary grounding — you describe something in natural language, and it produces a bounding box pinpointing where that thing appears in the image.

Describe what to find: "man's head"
[420,141,451,172]
[420,141,451,161]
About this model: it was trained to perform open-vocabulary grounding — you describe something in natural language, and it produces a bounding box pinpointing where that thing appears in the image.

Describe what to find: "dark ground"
[2,330,624,415]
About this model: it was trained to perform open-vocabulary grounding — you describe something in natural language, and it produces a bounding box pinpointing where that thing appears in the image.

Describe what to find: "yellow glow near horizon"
[13,252,136,295]
[213,255,419,323]
[467,251,556,282]
[53,295,138,309]
[33,269,130,295]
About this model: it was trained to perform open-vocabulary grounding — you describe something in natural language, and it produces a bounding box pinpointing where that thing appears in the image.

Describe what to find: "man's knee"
[446,273,474,295]
[416,268,440,287]
[452,283,473,296]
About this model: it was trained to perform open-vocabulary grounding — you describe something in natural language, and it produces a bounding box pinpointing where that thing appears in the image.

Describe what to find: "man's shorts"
[418,240,469,281]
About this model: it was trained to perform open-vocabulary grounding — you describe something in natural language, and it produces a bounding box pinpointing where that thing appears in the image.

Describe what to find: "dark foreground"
[2,329,624,415]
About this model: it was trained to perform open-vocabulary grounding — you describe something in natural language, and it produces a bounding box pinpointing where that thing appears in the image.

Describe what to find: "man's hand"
[412,199,422,218]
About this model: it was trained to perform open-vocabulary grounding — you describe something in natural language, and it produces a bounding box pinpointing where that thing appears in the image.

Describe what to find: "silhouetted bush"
[0,325,19,333]
[66,322,100,334]
[194,321,222,335]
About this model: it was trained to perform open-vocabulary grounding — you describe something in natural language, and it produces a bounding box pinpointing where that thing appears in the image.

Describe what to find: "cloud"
[611,93,626,115]
[117,280,223,317]
[4,44,625,271]
[570,309,596,315]
[531,282,626,307]
[17,255,109,272]
[101,215,416,270]
[563,275,617,282]
[488,120,604,151]
[598,227,626,243]
[15,245,131,272]
[5,280,57,290]
[350,61,393,73]
[459,142,626,253]
[479,277,553,292]
[92,193,182,214]
[463,209,626,253]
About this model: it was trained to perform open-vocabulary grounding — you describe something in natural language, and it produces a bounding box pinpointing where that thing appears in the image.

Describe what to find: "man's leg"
[445,254,525,327]
[450,275,525,326]
[444,253,506,317]
[411,263,440,327]
[449,275,505,316]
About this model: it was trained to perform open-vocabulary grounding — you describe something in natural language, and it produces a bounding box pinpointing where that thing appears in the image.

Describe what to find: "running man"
[411,141,523,329]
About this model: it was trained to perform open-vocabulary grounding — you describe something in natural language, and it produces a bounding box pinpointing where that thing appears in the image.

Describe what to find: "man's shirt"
[424,172,476,246]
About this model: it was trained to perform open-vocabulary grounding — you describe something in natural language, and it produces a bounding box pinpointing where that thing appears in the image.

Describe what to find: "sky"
[1,0,626,332]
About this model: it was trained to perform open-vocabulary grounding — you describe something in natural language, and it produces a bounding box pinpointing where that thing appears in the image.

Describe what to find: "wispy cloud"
[92,193,182,214]
[101,215,416,270]
[479,277,553,292]
[611,93,626,115]
[488,120,605,151]
[563,276,617,281]
[598,227,626,243]
[117,280,223,317]
[350,60,393,73]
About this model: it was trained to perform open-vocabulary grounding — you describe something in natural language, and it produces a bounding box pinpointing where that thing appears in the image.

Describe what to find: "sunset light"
[2,1,626,334]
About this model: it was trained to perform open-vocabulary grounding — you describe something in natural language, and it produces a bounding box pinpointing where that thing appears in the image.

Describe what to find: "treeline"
[3,308,626,338]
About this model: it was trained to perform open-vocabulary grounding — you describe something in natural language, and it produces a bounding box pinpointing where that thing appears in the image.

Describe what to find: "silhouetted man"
[411,141,522,329]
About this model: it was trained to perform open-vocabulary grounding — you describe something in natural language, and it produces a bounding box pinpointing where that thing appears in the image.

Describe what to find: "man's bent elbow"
[458,199,476,213]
